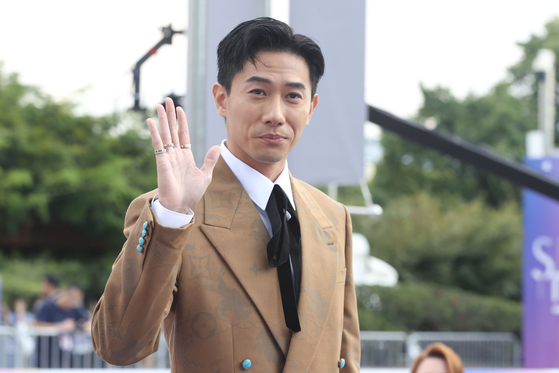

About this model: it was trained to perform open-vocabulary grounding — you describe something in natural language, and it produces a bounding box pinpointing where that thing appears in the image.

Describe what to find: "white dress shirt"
[151,140,295,235]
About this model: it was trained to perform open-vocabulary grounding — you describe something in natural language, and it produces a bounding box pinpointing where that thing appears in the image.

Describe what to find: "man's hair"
[44,273,59,287]
[217,17,325,98]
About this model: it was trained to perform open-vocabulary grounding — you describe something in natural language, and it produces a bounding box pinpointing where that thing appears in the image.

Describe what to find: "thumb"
[200,145,221,178]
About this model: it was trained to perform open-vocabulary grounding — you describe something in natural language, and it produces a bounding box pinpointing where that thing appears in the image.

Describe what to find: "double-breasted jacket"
[92,157,360,372]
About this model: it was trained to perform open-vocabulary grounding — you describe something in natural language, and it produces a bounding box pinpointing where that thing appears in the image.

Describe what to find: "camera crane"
[131,24,185,113]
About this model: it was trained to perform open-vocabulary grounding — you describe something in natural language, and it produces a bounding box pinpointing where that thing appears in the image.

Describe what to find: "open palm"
[146,98,221,214]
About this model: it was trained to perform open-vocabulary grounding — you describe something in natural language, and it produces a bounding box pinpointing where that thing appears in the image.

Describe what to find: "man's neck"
[224,141,285,182]
[255,163,284,182]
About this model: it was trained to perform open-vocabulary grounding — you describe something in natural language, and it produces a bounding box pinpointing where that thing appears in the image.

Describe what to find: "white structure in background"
[364,123,383,165]
[528,49,556,157]
[352,233,398,287]
[188,0,366,186]
[364,122,383,182]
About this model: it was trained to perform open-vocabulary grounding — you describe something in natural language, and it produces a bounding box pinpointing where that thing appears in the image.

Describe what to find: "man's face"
[213,51,318,179]
[56,291,75,311]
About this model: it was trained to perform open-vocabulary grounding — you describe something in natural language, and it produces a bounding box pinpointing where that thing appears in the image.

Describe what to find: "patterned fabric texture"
[91,157,360,372]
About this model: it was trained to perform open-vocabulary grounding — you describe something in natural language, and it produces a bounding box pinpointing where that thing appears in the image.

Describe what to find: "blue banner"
[523,157,559,367]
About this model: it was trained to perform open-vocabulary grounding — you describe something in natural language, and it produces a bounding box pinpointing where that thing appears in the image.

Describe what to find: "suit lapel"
[285,176,339,371]
[199,158,292,357]
[198,159,340,366]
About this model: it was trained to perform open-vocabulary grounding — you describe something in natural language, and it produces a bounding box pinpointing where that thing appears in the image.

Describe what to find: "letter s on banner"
[531,235,556,281]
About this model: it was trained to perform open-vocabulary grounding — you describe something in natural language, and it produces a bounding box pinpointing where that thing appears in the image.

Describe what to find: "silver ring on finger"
[154,149,167,155]
[164,143,175,148]
[180,144,192,149]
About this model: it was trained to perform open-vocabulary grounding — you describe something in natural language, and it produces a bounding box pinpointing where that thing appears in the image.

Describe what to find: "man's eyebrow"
[285,82,306,90]
[244,76,307,90]
[245,76,272,84]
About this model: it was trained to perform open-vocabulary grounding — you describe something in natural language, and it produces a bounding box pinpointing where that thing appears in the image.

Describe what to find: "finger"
[165,97,180,147]
[177,106,191,148]
[200,145,221,179]
[147,118,165,154]
[156,104,173,149]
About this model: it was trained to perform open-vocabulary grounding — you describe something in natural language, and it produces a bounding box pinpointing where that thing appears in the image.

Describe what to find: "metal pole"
[545,58,556,154]
[327,182,338,201]
[537,73,547,149]
[256,0,271,17]
[536,72,555,155]
[369,104,559,202]
[187,0,207,166]
[533,49,556,155]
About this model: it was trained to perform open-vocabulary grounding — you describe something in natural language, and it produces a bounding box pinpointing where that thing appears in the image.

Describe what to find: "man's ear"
[306,94,319,126]
[212,83,228,117]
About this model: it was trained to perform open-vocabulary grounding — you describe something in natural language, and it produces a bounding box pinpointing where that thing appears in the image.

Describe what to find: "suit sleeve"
[340,204,361,371]
[91,194,192,366]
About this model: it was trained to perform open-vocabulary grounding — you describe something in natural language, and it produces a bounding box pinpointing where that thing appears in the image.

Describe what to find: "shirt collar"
[220,140,295,211]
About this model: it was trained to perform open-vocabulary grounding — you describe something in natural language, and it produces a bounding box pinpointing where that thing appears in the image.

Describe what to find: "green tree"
[0,252,114,306]
[372,82,534,207]
[509,17,559,97]
[355,193,522,301]
[372,19,559,207]
[0,65,157,254]
[350,21,559,324]
[357,283,521,334]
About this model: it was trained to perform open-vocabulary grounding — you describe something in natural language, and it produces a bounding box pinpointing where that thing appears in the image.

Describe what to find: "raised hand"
[146,98,221,214]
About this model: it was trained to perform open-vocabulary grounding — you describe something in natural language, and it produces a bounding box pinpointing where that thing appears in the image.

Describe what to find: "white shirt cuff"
[151,194,194,228]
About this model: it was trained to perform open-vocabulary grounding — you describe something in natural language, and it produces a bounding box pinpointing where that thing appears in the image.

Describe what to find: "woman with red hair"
[411,343,464,373]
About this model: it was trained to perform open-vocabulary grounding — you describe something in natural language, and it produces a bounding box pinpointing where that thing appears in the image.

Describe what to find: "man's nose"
[262,95,285,125]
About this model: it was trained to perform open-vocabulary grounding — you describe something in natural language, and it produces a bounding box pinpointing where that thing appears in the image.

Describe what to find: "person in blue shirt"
[35,284,90,367]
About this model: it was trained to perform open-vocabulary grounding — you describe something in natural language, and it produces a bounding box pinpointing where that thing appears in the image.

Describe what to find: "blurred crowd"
[1,274,98,368]
[1,274,93,331]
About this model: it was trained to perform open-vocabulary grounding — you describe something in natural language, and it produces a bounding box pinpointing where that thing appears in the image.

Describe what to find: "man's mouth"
[261,134,285,139]
[260,134,287,144]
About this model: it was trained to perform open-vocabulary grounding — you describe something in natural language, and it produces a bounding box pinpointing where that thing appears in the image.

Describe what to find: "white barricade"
[0,326,521,368]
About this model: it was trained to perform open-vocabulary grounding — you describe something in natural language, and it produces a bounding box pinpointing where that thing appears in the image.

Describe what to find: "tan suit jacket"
[92,157,360,372]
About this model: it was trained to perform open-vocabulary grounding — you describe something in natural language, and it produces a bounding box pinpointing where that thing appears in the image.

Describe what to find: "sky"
[0,0,558,120]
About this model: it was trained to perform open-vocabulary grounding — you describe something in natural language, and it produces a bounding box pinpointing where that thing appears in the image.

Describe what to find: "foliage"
[0,65,157,247]
[0,252,114,307]
[357,283,521,334]
[372,19,559,207]
[372,82,533,207]
[353,192,522,301]
[509,17,559,97]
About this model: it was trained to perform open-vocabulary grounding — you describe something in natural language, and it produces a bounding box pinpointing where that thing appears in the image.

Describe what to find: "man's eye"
[250,89,265,95]
[286,93,302,99]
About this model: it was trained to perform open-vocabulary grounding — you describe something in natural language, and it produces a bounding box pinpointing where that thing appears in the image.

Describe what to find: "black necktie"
[265,184,302,332]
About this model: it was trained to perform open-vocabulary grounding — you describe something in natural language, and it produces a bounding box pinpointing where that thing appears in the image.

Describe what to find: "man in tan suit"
[92,18,360,372]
